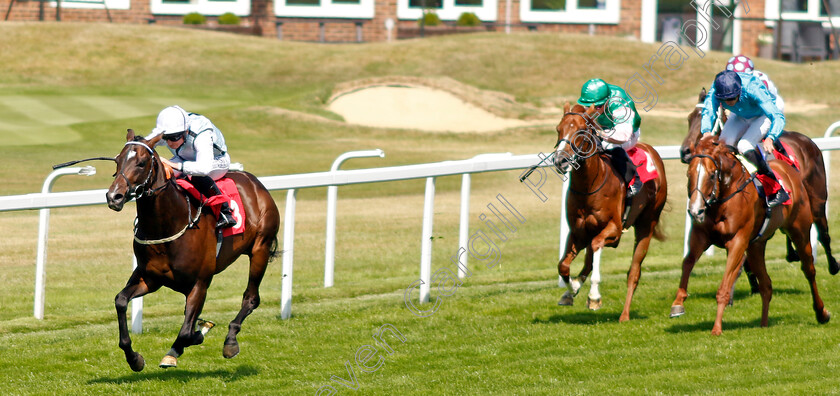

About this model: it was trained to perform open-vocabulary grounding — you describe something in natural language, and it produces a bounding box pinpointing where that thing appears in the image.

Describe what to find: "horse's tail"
[268,237,282,263]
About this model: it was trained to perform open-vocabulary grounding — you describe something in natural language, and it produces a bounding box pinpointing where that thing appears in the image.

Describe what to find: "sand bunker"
[328,85,544,133]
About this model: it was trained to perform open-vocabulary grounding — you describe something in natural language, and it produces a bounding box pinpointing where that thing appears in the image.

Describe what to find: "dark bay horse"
[674,136,829,335]
[553,104,667,322]
[681,88,838,275]
[106,130,280,371]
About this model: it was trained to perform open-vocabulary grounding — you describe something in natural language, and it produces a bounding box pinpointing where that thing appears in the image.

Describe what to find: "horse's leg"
[558,236,585,306]
[789,227,831,324]
[785,236,800,262]
[223,245,270,359]
[160,280,210,368]
[670,229,711,317]
[115,270,159,372]
[570,248,594,298]
[619,222,656,322]
[745,241,773,327]
[711,238,749,335]
[585,225,619,311]
[814,215,840,275]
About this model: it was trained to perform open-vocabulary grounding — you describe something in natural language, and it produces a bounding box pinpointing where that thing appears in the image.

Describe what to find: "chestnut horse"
[673,136,829,335]
[106,130,280,371]
[553,104,667,322]
[680,88,838,275]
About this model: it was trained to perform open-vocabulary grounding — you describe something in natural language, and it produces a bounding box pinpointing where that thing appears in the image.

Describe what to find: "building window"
[275,0,374,18]
[531,0,564,11]
[151,0,250,15]
[409,0,443,8]
[520,0,619,23]
[397,0,497,22]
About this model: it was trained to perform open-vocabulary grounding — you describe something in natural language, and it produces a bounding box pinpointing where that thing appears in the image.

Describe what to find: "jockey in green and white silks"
[702,70,789,207]
[145,105,237,228]
[577,78,642,197]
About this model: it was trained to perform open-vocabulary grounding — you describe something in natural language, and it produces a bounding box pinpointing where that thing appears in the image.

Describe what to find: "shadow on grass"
[689,286,804,301]
[531,310,648,325]
[664,317,768,333]
[89,364,259,385]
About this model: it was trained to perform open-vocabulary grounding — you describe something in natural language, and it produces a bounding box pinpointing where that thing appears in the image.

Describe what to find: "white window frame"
[151,0,251,16]
[766,0,840,25]
[396,0,498,22]
[48,0,129,10]
[274,0,375,18]
[519,0,620,24]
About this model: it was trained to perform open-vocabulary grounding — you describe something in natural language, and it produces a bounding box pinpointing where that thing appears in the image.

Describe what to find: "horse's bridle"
[116,141,171,200]
[687,150,754,210]
[554,111,610,195]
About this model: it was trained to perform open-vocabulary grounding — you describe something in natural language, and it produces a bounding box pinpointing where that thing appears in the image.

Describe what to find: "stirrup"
[216,211,237,228]
[767,189,789,208]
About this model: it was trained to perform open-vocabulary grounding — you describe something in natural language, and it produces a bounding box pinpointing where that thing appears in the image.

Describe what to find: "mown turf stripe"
[0,96,84,126]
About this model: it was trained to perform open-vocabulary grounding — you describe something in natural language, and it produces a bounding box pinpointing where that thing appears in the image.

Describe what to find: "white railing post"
[34,166,96,319]
[130,255,143,334]
[324,149,384,288]
[419,177,435,303]
[458,173,471,279]
[281,189,298,320]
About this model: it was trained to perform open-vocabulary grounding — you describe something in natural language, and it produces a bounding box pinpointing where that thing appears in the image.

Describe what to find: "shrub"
[418,12,441,26]
[456,12,482,27]
[182,12,206,25]
[218,12,241,25]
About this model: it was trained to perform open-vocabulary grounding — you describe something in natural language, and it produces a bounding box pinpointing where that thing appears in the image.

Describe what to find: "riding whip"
[53,156,115,170]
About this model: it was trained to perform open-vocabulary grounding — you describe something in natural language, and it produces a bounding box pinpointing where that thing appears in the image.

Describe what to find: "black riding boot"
[607,147,641,198]
[191,176,237,228]
[743,149,789,207]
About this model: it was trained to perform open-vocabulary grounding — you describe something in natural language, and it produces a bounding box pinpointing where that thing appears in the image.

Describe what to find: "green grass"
[1,23,840,395]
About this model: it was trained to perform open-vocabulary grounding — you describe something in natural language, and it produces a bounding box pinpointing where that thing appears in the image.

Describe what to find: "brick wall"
[738,1,767,57]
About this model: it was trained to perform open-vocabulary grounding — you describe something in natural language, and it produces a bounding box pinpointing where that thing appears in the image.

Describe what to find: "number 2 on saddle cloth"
[626,147,659,186]
[177,177,246,237]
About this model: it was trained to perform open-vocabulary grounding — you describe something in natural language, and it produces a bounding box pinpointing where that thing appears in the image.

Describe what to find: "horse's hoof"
[587,298,602,311]
[127,352,145,372]
[223,342,240,359]
[619,314,630,322]
[197,319,216,335]
[829,260,840,276]
[558,292,574,306]
[669,305,685,318]
[159,355,177,368]
[786,251,800,263]
[818,309,831,324]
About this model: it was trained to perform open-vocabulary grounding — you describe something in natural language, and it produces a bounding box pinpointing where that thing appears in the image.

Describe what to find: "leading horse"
[681,88,838,275]
[553,104,667,322]
[106,130,281,371]
[674,136,829,335]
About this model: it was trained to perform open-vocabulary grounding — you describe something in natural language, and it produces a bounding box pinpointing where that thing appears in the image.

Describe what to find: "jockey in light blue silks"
[146,105,237,228]
[701,70,789,207]
[577,78,643,198]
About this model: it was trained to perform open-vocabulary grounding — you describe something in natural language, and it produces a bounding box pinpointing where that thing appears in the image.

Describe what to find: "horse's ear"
[563,102,571,114]
[148,133,162,147]
[126,129,135,142]
[699,88,707,102]
[586,104,597,115]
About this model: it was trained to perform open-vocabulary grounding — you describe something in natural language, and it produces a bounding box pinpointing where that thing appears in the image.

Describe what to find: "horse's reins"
[556,111,610,196]
[118,141,203,245]
[687,151,755,208]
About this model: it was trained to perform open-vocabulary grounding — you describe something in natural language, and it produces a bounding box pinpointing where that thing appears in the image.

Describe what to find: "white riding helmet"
[153,105,189,136]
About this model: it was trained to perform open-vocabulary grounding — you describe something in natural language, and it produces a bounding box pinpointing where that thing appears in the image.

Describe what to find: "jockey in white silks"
[145,105,237,228]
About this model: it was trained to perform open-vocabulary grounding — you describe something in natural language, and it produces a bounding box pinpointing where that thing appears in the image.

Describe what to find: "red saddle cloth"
[176,177,246,237]
[770,141,800,170]
[755,171,793,206]
[627,146,659,185]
